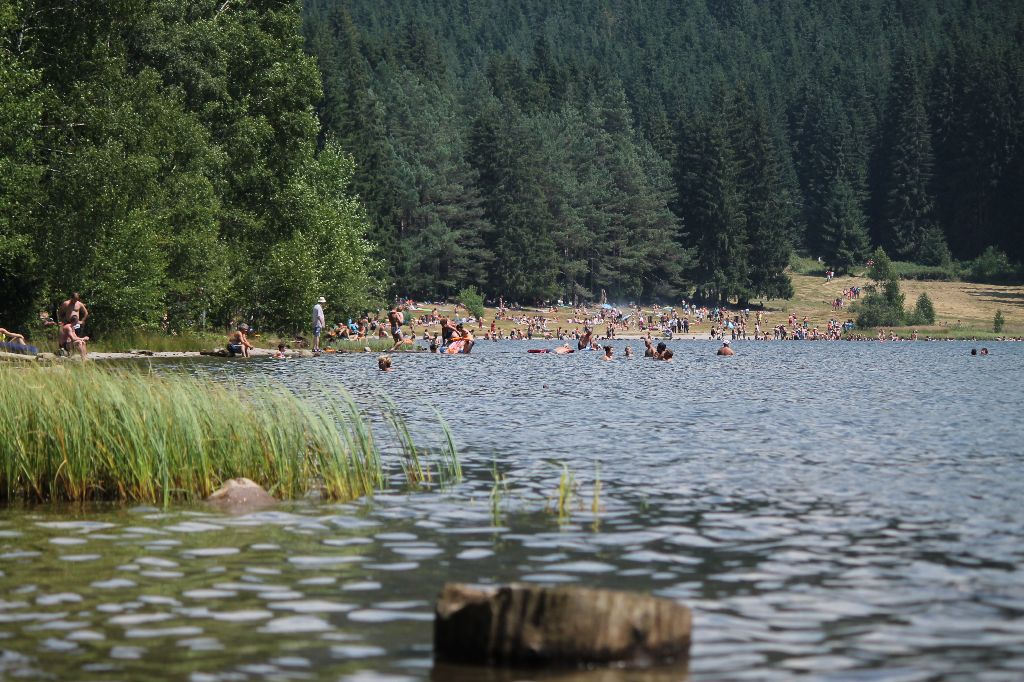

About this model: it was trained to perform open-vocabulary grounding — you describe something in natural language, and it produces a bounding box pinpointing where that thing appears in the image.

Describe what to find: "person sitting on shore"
[227,324,253,357]
[717,340,734,356]
[378,354,392,371]
[59,314,89,359]
[601,345,614,361]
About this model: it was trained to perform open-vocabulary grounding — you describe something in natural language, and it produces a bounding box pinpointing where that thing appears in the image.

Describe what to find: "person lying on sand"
[0,327,28,347]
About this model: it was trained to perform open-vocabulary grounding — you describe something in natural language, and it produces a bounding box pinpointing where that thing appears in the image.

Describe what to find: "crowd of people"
[2,286,1017,366]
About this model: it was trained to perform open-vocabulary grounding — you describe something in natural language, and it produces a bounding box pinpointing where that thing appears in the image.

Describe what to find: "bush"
[867,247,896,284]
[969,246,1021,284]
[908,293,936,325]
[891,260,961,281]
[458,285,486,320]
[855,293,905,328]
[994,310,1005,333]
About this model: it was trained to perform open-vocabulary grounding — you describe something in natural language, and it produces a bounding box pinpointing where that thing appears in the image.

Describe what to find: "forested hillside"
[304,0,1024,304]
[1,0,379,332]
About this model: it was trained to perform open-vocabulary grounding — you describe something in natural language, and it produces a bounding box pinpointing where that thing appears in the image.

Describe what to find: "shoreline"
[4,336,1020,364]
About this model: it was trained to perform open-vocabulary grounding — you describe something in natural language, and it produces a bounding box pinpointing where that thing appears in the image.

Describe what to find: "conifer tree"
[880,51,947,264]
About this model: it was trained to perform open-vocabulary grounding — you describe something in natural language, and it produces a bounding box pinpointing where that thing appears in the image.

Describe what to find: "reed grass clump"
[0,364,453,504]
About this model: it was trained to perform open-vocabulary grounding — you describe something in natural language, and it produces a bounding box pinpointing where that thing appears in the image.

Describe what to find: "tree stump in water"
[434,583,691,667]
[206,478,277,513]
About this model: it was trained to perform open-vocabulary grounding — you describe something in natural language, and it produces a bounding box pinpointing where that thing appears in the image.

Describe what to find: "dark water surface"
[3,340,1024,681]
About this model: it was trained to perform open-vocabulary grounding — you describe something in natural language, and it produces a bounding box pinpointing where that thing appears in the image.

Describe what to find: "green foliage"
[0,364,457,504]
[856,291,906,328]
[890,260,960,281]
[910,293,936,325]
[867,247,897,283]
[857,247,906,327]
[994,309,1005,333]
[302,0,1023,302]
[821,177,870,274]
[879,50,946,263]
[0,0,379,334]
[458,285,486,320]
[969,247,1020,284]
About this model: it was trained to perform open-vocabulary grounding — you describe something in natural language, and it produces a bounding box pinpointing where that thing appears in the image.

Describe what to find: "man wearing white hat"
[312,296,326,353]
[717,339,734,356]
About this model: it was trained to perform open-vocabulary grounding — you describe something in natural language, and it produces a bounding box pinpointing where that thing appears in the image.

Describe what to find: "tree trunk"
[434,583,691,667]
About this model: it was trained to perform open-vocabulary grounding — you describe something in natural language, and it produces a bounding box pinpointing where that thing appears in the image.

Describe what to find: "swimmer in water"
[624,346,633,358]
[661,349,673,361]
[273,343,287,359]
[553,343,573,355]
[601,345,613,361]
[980,347,989,356]
[655,342,667,359]
[378,354,392,371]
[717,339,734,356]
[578,326,593,350]
[643,338,655,358]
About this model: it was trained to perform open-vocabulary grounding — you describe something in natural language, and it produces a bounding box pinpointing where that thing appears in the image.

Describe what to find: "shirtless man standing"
[717,340,735,356]
[59,292,89,334]
[388,304,405,351]
[578,326,593,350]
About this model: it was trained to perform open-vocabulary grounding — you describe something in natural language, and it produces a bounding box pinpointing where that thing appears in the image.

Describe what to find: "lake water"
[2,340,1023,681]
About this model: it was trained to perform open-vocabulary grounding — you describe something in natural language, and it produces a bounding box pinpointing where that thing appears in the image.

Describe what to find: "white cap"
[317,297,326,304]
[723,340,730,346]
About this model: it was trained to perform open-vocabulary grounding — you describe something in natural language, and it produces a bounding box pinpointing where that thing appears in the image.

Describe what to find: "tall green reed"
[0,364,454,504]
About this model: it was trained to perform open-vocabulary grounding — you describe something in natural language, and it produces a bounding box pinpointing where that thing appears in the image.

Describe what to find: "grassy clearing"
[779,273,1024,337]
[0,364,457,504]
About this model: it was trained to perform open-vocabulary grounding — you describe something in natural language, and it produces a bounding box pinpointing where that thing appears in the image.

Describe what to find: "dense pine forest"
[305,0,1024,305]
[2,1,1022,333]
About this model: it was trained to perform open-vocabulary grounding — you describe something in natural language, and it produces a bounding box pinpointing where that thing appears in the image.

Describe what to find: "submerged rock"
[434,583,691,667]
[206,478,277,513]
